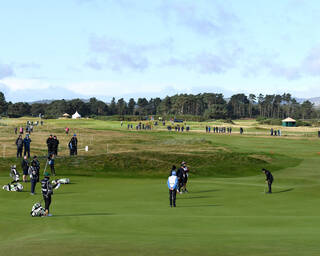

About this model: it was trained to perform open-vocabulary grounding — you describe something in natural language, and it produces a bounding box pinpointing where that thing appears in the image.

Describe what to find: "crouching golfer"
[262,168,273,193]
[41,172,59,216]
[167,171,178,207]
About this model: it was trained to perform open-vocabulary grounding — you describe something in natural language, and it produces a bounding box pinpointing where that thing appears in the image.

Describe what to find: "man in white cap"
[167,170,178,207]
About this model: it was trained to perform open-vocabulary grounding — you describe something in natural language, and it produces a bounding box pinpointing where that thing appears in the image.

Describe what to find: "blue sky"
[1,0,320,102]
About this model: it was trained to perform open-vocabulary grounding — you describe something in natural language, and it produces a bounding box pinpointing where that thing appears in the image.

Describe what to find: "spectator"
[52,136,59,156]
[21,156,29,182]
[15,135,23,158]
[23,134,32,158]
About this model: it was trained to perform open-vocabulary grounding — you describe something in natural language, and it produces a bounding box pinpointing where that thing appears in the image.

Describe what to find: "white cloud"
[0,77,51,91]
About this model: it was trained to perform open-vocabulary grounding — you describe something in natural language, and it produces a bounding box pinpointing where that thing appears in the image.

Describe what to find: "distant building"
[282,117,296,127]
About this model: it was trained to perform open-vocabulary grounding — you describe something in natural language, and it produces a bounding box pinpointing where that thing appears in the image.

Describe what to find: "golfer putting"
[262,168,273,193]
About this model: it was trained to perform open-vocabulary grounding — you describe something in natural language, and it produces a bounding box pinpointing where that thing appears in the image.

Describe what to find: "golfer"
[41,172,59,217]
[167,171,178,207]
[262,168,274,193]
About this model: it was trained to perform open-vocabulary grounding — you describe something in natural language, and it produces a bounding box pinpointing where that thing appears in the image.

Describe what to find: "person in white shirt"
[167,170,178,207]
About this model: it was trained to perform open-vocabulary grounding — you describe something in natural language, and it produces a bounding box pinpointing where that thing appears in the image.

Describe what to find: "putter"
[264,182,267,194]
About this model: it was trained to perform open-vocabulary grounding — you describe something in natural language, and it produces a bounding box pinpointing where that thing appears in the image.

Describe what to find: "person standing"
[262,168,274,193]
[69,134,78,156]
[28,162,38,195]
[46,135,54,155]
[182,162,190,193]
[167,171,178,207]
[52,136,59,156]
[48,154,56,176]
[31,155,40,182]
[14,127,17,134]
[176,164,184,193]
[15,135,23,158]
[23,134,31,158]
[41,172,59,217]
[21,156,29,182]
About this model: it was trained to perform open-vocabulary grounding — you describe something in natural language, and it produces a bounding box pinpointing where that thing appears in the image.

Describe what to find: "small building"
[282,117,296,127]
[72,111,81,119]
[62,113,70,118]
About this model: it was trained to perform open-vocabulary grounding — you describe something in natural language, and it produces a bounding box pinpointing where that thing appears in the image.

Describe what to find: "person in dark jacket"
[176,164,184,193]
[21,155,29,182]
[31,156,40,182]
[28,163,38,195]
[16,135,23,158]
[52,136,59,156]
[48,154,55,176]
[41,172,59,216]
[262,168,274,193]
[69,134,78,156]
[23,134,31,158]
[46,135,54,155]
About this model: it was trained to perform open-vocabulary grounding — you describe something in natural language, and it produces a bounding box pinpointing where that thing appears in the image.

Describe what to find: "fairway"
[1,118,320,256]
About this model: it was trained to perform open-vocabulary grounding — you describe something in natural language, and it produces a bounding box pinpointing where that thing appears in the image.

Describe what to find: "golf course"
[1,118,320,256]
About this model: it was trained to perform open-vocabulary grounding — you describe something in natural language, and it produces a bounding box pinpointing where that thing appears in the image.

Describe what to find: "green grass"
[1,118,320,255]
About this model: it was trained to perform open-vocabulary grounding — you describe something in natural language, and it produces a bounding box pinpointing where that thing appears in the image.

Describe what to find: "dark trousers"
[70,148,77,156]
[169,189,176,207]
[31,179,37,193]
[44,195,52,212]
[24,147,30,158]
[17,147,22,158]
[268,181,273,193]
[50,165,55,176]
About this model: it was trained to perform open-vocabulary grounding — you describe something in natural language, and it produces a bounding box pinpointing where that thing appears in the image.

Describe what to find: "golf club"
[43,159,48,175]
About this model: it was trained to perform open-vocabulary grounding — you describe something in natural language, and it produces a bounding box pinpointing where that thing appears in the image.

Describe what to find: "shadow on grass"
[179,196,213,200]
[178,204,222,208]
[53,213,114,217]
[192,189,220,194]
[273,188,294,194]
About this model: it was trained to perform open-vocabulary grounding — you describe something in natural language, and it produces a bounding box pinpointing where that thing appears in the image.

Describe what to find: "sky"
[1,0,320,102]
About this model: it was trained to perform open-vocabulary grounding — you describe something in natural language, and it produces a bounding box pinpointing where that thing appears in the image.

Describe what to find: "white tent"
[72,111,81,119]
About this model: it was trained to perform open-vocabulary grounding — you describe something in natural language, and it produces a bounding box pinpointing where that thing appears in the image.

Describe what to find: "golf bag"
[2,183,23,192]
[52,178,70,185]
[10,166,20,183]
[30,202,45,217]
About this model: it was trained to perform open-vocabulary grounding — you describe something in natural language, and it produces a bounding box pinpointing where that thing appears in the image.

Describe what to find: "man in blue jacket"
[167,171,178,207]
[23,134,32,158]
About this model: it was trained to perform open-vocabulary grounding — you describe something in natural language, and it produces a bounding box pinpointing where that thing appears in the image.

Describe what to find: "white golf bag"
[52,178,70,185]
[30,202,45,217]
[10,166,20,182]
[2,183,23,192]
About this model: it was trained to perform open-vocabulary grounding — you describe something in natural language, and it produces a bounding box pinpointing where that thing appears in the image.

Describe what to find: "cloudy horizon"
[1,0,320,102]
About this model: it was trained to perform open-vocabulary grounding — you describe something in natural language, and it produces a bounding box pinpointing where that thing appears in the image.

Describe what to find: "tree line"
[0,91,318,120]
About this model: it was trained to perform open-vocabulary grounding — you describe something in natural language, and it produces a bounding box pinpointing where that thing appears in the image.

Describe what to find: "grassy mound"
[0,151,299,179]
